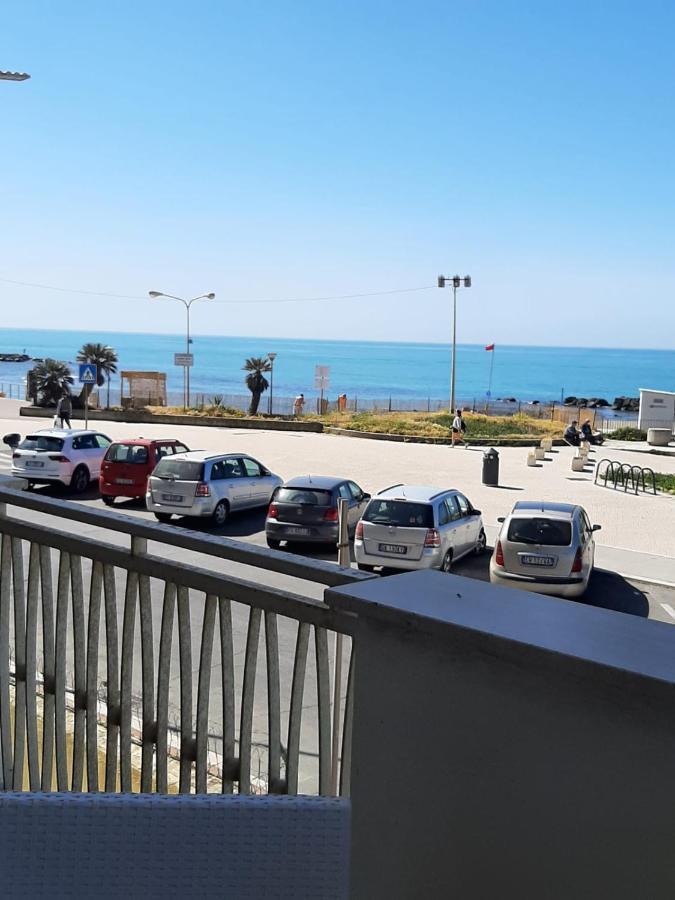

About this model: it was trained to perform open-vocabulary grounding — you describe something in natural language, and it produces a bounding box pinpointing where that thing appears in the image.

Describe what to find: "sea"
[0,328,673,408]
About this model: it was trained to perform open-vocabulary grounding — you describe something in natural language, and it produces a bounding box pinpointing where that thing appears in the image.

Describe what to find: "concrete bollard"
[535,447,546,461]
[527,451,537,466]
[571,455,586,472]
[541,438,553,452]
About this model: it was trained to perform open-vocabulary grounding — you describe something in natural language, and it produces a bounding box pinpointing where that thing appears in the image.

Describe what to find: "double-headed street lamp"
[0,71,30,81]
[267,352,277,415]
[437,274,472,414]
[148,291,215,408]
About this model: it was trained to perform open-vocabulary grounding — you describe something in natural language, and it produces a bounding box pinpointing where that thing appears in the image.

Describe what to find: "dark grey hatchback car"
[265,476,370,548]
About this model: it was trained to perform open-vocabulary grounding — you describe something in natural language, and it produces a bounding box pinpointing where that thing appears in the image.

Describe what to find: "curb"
[324,426,566,447]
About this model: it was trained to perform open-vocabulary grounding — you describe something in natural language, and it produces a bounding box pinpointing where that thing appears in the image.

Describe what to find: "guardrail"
[0,486,371,797]
[594,459,657,495]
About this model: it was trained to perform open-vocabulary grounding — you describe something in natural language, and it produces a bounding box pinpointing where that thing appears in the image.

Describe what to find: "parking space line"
[660,604,675,621]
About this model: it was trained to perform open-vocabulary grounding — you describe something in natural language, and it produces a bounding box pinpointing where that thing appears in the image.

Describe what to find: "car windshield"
[276,488,332,505]
[105,444,149,464]
[507,518,572,546]
[20,435,64,453]
[363,500,434,528]
[153,458,204,481]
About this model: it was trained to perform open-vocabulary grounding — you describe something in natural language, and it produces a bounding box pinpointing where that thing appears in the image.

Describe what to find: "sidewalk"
[603,438,675,458]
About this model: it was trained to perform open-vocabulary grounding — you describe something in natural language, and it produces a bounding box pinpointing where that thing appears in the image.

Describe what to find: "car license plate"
[162,494,183,503]
[521,555,555,567]
[379,543,407,554]
[287,527,310,535]
[115,478,134,485]
[25,461,44,468]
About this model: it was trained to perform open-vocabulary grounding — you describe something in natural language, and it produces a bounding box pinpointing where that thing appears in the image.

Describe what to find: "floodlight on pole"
[267,352,278,415]
[0,71,30,82]
[148,290,216,408]
[437,274,472,414]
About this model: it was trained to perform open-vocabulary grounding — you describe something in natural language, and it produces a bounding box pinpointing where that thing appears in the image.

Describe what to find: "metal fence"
[0,486,370,796]
[0,383,25,400]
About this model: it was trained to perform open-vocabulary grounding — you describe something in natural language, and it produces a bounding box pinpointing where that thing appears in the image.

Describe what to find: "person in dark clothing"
[581,420,604,445]
[56,392,72,429]
[564,421,580,446]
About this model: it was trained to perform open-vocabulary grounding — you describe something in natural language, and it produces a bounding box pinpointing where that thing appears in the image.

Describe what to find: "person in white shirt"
[451,409,466,447]
[293,394,305,417]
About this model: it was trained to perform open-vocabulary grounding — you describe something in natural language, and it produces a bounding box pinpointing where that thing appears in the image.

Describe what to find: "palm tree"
[243,356,272,415]
[31,359,74,407]
[76,343,118,407]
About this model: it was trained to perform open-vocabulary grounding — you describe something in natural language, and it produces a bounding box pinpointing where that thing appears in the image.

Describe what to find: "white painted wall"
[638,389,675,429]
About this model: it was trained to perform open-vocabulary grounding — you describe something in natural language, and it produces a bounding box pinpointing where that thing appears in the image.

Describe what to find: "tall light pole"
[267,352,277,415]
[437,274,472,414]
[149,291,215,408]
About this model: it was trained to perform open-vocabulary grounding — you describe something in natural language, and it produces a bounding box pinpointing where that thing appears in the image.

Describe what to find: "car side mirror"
[261,468,271,476]
[497,516,505,523]
[471,508,481,516]
[592,524,602,531]
[362,493,371,501]
[3,433,20,449]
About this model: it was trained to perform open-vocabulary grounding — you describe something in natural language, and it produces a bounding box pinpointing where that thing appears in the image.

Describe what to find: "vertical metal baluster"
[24,543,40,790]
[103,564,119,791]
[315,626,332,796]
[0,534,11,790]
[120,569,138,791]
[195,594,217,794]
[286,621,309,795]
[218,597,236,793]
[238,606,261,795]
[39,545,55,791]
[177,585,193,793]
[54,551,70,790]
[86,562,103,792]
[265,610,281,793]
[69,554,86,791]
[339,641,354,797]
[155,582,176,795]
[11,538,26,790]
[138,572,154,793]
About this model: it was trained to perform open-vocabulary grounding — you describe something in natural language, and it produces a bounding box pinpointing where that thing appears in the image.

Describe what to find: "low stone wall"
[324,426,565,447]
[18,406,323,433]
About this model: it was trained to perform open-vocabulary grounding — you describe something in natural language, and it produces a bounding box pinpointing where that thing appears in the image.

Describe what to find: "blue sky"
[1,1,674,347]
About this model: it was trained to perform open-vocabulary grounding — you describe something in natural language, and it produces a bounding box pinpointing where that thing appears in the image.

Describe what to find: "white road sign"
[174,353,194,367]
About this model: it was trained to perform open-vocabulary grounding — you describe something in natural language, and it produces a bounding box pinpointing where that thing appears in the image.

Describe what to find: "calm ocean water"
[0,328,673,405]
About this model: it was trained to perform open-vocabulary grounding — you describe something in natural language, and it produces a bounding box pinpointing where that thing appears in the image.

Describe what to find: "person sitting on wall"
[564,421,581,446]
[581,419,604,445]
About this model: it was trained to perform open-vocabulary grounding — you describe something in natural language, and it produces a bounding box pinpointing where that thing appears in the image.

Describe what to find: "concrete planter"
[647,428,673,447]
[571,456,586,472]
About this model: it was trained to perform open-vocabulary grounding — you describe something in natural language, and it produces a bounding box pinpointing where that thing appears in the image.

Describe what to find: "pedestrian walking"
[56,391,72,429]
[293,393,305,417]
[451,408,466,447]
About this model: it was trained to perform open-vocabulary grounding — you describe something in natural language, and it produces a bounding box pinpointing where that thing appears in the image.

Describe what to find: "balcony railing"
[0,485,370,797]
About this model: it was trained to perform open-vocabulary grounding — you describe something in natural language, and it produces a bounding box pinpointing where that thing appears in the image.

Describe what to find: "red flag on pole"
[485,343,495,351]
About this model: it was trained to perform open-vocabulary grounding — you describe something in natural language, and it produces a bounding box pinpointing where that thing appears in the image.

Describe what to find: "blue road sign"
[485,390,492,398]
[79,363,98,384]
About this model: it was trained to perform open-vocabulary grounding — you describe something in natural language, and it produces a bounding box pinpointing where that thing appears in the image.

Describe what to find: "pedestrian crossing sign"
[79,364,98,384]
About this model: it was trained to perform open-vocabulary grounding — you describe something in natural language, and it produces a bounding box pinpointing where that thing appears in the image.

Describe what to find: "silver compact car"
[146,450,282,525]
[354,484,486,572]
[489,501,600,599]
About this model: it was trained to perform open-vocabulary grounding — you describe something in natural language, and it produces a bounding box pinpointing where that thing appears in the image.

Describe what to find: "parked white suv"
[354,484,486,572]
[146,450,283,525]
[11,429,112,492]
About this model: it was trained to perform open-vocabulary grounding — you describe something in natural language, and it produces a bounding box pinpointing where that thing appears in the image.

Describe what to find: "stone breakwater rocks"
[612,396,640,412]
[563,396,611,408]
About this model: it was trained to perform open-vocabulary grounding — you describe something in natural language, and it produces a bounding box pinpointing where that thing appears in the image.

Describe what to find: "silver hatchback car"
[146,450,282,526]
[354,484,486,572]
[489,501,601,599]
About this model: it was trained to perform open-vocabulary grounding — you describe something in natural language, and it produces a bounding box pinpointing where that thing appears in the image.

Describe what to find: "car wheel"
[102,496,116,507]
[441,551,453,573]
[357,563,375,572]
[154,513,173,524]
[266,537,281,550]
[211,500,229,527]
[474,529,487,554]
[70,465,90,494]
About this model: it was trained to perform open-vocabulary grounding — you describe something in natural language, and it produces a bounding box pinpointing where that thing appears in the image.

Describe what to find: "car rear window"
[276,488,332,505]
[20,435,64,452]
[105,444,149,464]
[153,458,204,481]
[507,518,572,546]
[363,500,434,528]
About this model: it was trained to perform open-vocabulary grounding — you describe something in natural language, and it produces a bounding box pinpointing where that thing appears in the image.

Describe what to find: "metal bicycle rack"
[594,459,657,495]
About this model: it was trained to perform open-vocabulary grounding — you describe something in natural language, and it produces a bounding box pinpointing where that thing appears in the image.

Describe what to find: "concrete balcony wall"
[328,570,675,900]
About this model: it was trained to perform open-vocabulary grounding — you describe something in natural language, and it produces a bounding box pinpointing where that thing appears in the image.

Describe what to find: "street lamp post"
[437,274,472,414]
[267,352,277,415]
[0,71,30,82]
[148,291,215,408]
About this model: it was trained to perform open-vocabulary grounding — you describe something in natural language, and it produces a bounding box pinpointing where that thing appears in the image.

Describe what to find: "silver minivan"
[146,450,282,525]
[354,484,486,572]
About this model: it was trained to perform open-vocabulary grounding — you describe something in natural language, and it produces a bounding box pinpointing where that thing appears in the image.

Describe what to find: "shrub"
[609,427,647,441]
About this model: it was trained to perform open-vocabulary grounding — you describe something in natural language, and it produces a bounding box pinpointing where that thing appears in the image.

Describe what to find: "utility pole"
[437,274,472,413]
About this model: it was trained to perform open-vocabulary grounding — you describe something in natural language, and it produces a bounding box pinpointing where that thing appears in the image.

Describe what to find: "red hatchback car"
[99,438,189,505]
